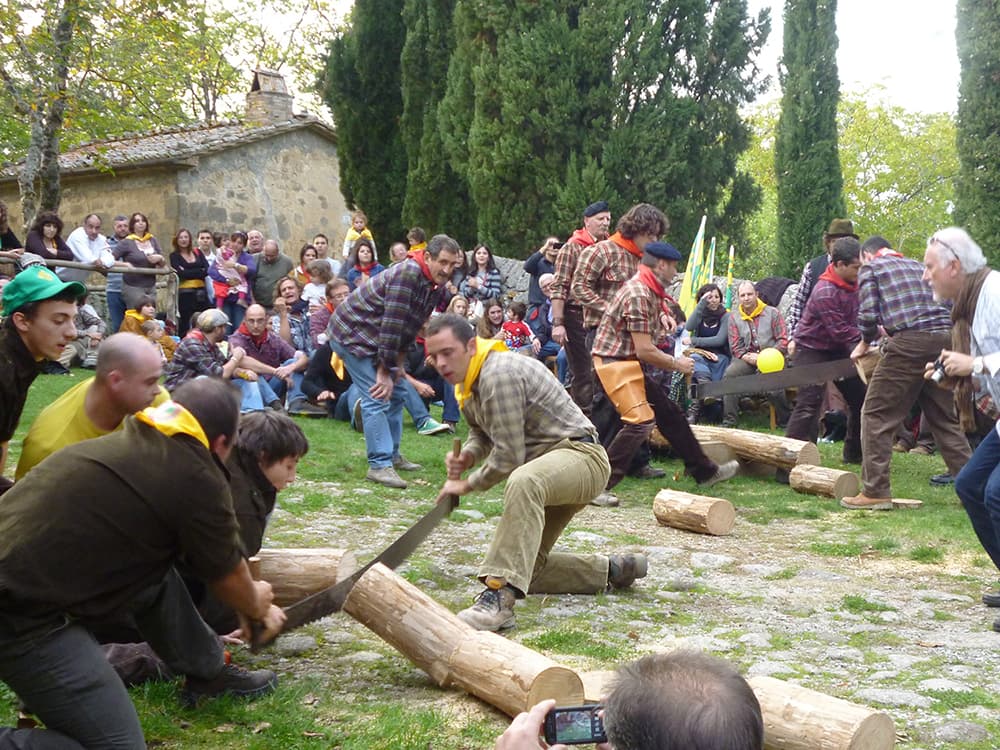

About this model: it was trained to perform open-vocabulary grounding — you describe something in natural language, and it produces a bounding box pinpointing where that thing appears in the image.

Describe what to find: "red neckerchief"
[610,231,642,259]
[408,249,437,286]
[819,263,858,292]
[323,301,334,314]
[874,248,903,259]
[569,227,597,247]
[355,261,376,273]
[186,329,206,342]
[237,320,267,346]
[636,265,678,317]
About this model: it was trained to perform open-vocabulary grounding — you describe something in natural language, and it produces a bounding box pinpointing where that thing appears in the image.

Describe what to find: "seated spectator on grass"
[345,238,385,289]
[271,276,312,357]
[119,295,177,361]
[229,304,323,416]
[302,259,333,311]
[501,301,540,355]
[476,298,506,340]
[445,294,469,320]
[401,331,459,434]
[683,282,732,424]
[140,319,169,364]
[24,210,72,263]
[309,278,350,351]
[528,273,564,373]
[721,281,790,428]
[302,340,358,422]
[495,651,763,750]
[57,294,106,370]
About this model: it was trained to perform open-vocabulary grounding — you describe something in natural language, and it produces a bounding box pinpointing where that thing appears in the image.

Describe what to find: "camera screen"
[553,708,597,742]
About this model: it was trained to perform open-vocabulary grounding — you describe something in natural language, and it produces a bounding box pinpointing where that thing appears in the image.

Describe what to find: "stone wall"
[176,128,350,256]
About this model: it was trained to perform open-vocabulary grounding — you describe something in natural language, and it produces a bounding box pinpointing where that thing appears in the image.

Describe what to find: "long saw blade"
[250,439,462,652]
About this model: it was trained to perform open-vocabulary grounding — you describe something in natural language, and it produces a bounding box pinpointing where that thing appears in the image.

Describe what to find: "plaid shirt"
[163,332,228,391]
[857,255,950,343]
[571,238,640,329]
[462,352,597,490]
[786,253,827,336]
[591,277,661,360]
[794,275,860,352]
[229,329,297,369]
[728,305,788,360]
[328,258,444,373]
[550,236,591,304]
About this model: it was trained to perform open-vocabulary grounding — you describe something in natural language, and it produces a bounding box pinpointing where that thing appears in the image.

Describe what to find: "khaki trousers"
[480,440,611,596]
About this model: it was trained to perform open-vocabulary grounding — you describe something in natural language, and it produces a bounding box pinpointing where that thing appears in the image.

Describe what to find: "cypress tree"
[319,0,407,245]
[399,0,475,246]
[774,0,844,278]
[955,0,1000,265]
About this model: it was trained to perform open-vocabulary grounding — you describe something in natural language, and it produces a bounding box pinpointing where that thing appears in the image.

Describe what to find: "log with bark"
[691,425,820,469]
[789,465,860,499]
[653,489,736,536]
[343,563,584,715]
[248,548,357,608]
[748,675,896,750]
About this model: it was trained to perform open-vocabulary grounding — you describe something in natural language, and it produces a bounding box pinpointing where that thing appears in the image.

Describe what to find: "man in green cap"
[0,266,85,494]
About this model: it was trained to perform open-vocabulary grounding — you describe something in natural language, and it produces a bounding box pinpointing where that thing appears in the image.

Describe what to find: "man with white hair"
[920,227,1000,629]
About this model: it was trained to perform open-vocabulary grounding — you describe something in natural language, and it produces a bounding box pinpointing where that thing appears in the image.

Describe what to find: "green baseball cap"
[2,266,87,316]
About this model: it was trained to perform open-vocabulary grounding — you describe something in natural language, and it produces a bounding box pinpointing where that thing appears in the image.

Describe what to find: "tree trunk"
[748,675,896,750]
[653,489,736,536]
[690,425,820,469]
[789,465,860,499]
[248,548,357,608]
[343,563,584,715]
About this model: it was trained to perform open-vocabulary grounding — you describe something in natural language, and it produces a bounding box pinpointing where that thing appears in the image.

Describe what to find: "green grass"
[4,375,999,749]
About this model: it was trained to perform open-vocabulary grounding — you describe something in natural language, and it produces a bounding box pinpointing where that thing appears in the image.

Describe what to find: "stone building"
[0,70,349,258]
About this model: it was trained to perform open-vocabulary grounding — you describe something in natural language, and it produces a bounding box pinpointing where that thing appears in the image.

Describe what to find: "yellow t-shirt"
[15,378,169,479]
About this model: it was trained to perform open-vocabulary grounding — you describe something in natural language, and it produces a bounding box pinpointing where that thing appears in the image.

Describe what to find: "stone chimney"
[245,69,293,125]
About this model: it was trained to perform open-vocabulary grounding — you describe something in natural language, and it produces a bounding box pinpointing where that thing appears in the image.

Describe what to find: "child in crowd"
[121,295,177,361]
[341,210,376,260]
[302,259,334,310]
[501,301,539,354]
[212,240,249,310]
[141,319,168,364]
[346,239,385,289]
[445,294,469,319]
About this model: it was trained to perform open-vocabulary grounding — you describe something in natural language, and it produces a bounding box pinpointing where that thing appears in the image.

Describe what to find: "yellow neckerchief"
[346,227,373,243]
[134,401,209,449]
[125,309,148,323]
[455,337,508,409]
[127,232,153,242]
[409,241,427,253]
[738,298,766,321]
[329,350,345,380]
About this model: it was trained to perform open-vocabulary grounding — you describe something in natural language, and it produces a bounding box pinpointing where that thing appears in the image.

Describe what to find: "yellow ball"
[757,347,785,373]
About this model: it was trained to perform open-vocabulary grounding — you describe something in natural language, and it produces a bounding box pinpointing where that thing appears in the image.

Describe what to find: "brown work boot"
[840,493,894,511]
[457,584,517,631]
[608,554,648,590]
[181,662,277,706]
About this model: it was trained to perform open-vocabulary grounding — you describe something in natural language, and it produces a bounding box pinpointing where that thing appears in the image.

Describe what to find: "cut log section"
[691,425,820,470]
[789,465,860,499]
[342,563,584,715]
[653,489,736,536]
[748,675,896,750]
[248,548,358,608]
[892,498,923,509]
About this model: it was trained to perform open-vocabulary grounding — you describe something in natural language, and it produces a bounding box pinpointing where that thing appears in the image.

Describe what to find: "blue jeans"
[219,298,245,332]
[330,341,405,469]
[402,374,460,425]
[398,378,432,428]
[955,424,1000,571]
[557,347,568,384]
[106,291,126,334]
[234,378,280,411]
[692,352,730,382]
[263,359,306,406]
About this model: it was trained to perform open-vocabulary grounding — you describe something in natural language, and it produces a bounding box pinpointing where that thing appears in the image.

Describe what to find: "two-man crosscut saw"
[695,357,863,399]
[251,439,462,652]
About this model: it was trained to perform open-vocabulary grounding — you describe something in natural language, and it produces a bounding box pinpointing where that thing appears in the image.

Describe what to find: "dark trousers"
[602,372,717,489]
[563,304,595,416]
[0,569,224,750]
[861,330,971,497]
[955,426,1000,571]
[177,288,209,338]
[785,347,865,462]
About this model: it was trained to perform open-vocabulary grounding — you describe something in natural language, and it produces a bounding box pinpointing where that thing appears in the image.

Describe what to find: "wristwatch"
[552,317,564,326]
[973,356,985,375]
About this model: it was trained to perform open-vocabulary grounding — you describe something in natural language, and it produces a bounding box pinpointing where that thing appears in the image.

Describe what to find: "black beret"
[583,201,610,218]
[645,242,682,261]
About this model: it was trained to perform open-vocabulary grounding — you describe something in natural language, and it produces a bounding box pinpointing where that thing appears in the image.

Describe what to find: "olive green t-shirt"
[0,417,242,622]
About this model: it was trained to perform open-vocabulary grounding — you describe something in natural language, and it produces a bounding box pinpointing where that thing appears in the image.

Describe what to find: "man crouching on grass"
[426,314,647,632]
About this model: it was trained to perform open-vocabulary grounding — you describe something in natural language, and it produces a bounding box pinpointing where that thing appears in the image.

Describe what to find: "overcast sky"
[747,0,959,113]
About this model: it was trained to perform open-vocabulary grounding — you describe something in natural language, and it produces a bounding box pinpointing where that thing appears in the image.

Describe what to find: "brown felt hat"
[824,218,858,239]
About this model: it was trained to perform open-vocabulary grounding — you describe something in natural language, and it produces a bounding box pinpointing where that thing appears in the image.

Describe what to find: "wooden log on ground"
[789,465,860,499]
[653,489,736,536]
[343,563,584,715]
[691,425,820,470]
[748,675,895,750]
[248,548,357,608]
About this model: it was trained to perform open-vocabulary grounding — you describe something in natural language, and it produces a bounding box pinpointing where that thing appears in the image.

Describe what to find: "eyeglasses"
[931,234,958,261]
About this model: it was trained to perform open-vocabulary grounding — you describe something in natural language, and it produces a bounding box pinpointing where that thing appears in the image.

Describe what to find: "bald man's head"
[94,333,164,416]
